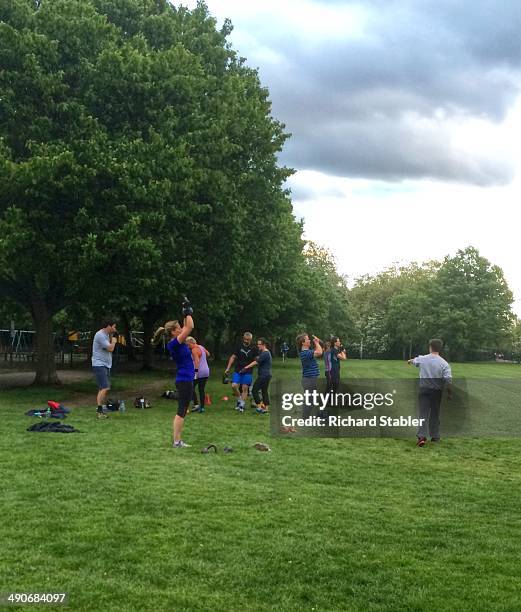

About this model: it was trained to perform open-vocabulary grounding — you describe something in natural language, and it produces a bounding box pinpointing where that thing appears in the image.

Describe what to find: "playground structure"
[0,329,147,367]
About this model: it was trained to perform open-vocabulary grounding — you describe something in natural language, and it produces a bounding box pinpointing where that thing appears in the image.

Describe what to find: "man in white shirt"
[408,338,453,446]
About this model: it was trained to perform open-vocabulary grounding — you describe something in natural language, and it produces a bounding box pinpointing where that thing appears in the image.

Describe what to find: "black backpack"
[161,390,179,400]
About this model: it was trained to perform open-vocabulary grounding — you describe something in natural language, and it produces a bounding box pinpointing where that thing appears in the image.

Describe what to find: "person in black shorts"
[225,332,259,413]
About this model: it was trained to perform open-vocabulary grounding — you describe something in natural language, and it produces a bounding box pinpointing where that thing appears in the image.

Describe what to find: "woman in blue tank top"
[152,302,195,448]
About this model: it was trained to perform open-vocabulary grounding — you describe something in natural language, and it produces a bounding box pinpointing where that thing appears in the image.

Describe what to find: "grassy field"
[1,359,520,611]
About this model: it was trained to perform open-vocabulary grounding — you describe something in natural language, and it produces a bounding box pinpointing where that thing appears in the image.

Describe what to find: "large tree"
[0,0,303,381]
[432,247,514,359]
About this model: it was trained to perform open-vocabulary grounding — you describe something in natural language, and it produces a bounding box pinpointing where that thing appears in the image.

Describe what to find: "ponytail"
[152,320,180,345]
[151,326,165,346]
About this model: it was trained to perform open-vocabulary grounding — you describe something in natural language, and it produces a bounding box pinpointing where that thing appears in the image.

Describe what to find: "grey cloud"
[281,117,514,185]
[288,181,346,201]
[241,0,521,185]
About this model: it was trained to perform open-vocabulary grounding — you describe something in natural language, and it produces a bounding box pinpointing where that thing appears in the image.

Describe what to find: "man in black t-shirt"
[225,332,259,412]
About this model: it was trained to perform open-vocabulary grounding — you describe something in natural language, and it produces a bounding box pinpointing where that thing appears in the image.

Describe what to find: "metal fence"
[0,329,150,368]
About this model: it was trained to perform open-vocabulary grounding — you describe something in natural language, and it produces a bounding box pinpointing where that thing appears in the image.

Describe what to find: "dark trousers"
[301,376,318,418]
[417,388,442,439]
[325,370,340,395]
[252,375,271,406]
[192,377,208,406]
[176,381,193,418]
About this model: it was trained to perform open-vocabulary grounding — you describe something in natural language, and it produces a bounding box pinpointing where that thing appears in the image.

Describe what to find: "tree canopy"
[0,2,516,381]
[0,0,309,381]
[350,247,514,360]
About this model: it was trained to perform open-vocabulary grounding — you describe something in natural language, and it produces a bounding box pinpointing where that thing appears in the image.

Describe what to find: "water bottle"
[119,400,126,413]
[45,407,51,419]
[140,398,145,410]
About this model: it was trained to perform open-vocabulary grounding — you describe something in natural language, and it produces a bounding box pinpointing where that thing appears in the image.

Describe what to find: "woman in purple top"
[152,302,194,448]
[187,337,210,413]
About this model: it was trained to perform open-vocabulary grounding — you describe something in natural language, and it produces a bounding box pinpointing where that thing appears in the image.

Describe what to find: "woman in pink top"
[187,337,210,413]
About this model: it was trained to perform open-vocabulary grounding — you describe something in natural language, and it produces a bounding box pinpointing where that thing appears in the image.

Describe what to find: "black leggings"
[252,375,271,406]
[193,377,208,406]
[326,370,340,395]
[326,370,340,406]
[176,381,193,418]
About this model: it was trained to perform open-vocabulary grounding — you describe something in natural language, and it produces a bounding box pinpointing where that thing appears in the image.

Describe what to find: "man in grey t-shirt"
[408,338,453,446]
[92,318,119,419]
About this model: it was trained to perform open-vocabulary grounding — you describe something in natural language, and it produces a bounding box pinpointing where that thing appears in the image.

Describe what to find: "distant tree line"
[348,246,515,362]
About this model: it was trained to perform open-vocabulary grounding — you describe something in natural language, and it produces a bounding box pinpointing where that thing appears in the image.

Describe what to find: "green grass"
[1,359,521,611]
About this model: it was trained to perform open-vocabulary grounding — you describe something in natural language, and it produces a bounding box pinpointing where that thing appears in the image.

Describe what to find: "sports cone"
[204,393,212,406]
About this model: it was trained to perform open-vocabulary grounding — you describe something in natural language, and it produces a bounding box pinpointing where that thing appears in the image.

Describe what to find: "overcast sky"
[181,0,521,315]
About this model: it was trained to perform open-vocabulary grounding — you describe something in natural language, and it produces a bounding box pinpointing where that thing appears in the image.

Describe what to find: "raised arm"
[312,336,323,358]
[107,334,118,353]
[176,315,194,344]
[98,332,118,353]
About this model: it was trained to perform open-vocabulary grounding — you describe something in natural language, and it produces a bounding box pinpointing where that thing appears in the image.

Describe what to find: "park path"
[0,369,91,389]
[0,367,171,411]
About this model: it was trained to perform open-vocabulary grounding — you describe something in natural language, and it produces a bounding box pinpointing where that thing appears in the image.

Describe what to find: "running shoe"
[173,440,191,448]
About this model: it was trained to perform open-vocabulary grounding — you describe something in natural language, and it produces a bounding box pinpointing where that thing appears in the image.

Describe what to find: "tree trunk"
[88,310,102,363]
[121,312,136,362]
[213,329,222,360]
[142,310,157,370]
[31,296,60,385]
[195,324,207,347]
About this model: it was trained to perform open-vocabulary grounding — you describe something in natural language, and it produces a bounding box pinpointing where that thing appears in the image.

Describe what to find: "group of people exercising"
[90,299,451,447]
[91,300,275,448]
